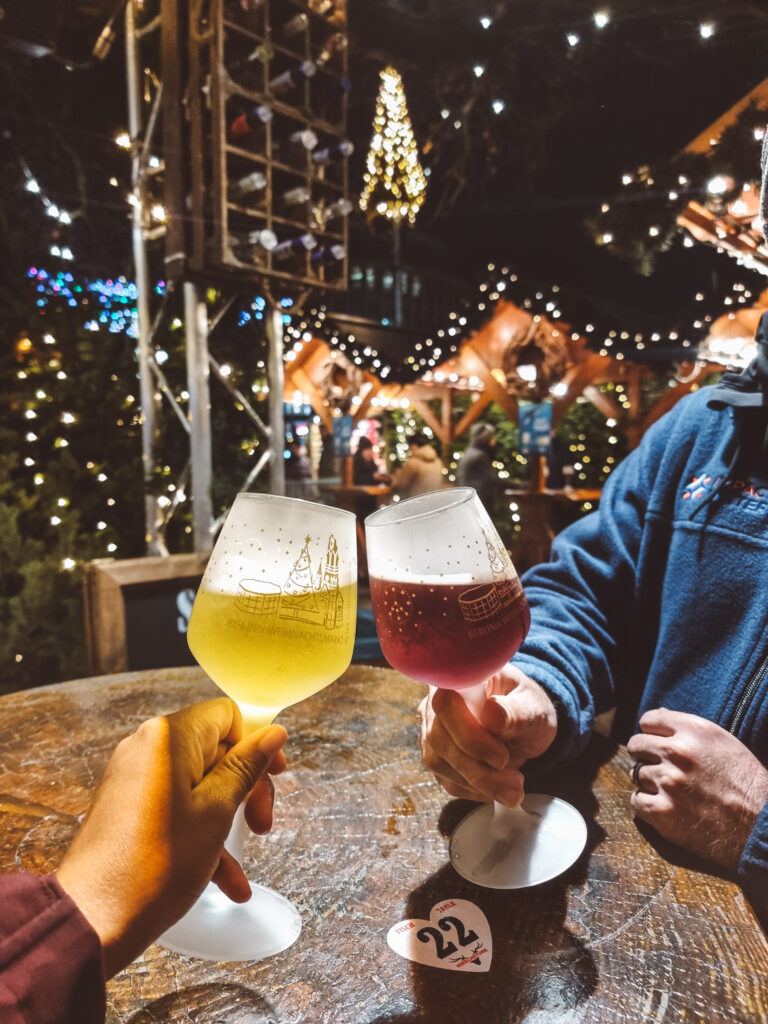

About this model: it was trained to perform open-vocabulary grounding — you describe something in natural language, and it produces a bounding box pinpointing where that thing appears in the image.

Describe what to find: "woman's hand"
[56,699,287,977]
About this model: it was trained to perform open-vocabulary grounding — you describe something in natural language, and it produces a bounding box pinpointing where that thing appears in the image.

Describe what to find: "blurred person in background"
[353,436,392,487]
[391,431,446,500]
[457,422,497,514]
[285,438,316,498]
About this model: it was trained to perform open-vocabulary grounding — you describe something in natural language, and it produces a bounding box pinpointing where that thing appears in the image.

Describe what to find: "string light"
[593,11,610,29]
[706,175,731,195]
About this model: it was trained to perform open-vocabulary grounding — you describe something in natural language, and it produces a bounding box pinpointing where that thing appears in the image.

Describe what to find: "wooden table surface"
[2,665,768,1023]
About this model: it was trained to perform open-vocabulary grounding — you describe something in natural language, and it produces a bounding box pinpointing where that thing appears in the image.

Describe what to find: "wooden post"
[626,365,643,450]
[530,455,548,494]
[442,387,454,445]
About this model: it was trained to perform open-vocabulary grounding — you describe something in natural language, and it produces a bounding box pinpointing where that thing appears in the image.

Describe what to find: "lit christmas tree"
[360,66,427,225]
[360,66,427,325]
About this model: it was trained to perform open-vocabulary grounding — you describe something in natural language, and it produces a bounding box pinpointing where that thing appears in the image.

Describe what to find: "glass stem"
[224,802,250,865]
[490,800,530,839]
[459,679,489,722]
[459,682,531,837]
[223,710,278,867]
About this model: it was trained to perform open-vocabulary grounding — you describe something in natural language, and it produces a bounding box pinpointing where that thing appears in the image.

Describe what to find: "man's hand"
[627,707,768,870]
[418,665,558,806]
[56,699,287,978]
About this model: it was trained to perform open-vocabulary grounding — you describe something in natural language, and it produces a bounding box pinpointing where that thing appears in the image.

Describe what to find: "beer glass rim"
[233,491,356,522]
[365,487,476,529]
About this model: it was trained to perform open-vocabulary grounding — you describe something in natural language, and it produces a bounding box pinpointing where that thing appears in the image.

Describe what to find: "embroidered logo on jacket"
[682,473,714,500]
[682,472,768,511]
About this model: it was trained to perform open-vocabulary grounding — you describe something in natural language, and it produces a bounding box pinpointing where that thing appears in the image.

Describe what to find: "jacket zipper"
[728,652,768,735]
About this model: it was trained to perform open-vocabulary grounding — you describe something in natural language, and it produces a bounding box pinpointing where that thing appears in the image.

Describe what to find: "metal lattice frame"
[124,0,351,553]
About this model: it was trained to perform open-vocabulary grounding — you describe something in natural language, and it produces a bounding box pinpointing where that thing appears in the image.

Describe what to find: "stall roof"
[678,78,768,276]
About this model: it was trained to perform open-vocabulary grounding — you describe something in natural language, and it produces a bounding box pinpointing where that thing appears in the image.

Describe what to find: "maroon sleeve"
[0,872,105,1024]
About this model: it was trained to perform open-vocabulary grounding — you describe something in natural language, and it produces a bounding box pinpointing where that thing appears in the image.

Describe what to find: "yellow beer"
[188,582,357,728]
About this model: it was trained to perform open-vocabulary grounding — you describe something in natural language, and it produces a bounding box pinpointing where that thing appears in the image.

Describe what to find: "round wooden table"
[2,665,768,1023]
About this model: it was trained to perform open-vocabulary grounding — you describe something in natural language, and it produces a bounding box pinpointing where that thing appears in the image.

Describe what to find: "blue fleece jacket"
[512,385,768,900]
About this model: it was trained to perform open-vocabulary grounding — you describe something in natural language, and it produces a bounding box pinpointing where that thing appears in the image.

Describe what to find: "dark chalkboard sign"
[83,554,209,676]
[121,576,202,671]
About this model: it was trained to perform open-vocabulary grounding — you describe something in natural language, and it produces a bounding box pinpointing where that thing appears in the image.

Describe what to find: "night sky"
[2,1,768,338]
[348,1,768,336]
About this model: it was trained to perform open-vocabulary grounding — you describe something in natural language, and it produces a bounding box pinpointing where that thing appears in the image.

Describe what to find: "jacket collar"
[707,312,768,410]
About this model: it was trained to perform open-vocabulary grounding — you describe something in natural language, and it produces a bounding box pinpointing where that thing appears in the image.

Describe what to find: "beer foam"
[369,570,492,586]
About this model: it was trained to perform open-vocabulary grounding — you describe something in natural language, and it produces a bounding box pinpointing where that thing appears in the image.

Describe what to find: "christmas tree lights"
[360,67,427,226]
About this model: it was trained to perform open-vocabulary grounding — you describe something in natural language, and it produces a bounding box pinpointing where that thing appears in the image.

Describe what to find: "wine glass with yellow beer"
[159,493,357,961]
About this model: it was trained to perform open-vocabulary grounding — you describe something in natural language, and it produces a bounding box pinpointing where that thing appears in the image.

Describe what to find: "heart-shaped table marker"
[387,899,492,972]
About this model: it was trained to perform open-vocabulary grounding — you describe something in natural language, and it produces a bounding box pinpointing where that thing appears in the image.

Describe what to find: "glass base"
[157,880,302,961]
[449,794,587,890]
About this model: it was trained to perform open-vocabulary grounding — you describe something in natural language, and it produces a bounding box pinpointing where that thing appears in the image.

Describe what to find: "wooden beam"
[551,354,613,426]
[302,344,334,379]
[290,367,333,431]
[678,202,768,274]
[411,398,449,445]
[625,364,644,450]
[287,337,323,375]
[353,377,383,425]
[442,388,453,442]
[461,341,519,422]
[403,384,452,402]
[453,392,494,438]
[583,384,621,422]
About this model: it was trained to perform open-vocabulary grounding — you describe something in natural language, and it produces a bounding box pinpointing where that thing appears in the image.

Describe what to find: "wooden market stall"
[284,301,713,568]
[677,78,768,277]
[393,299,711,452]
[384,299,701,567]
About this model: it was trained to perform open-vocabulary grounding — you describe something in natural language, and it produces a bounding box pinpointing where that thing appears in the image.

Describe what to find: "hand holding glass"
[365,488,586,889]
[159,493,356,959]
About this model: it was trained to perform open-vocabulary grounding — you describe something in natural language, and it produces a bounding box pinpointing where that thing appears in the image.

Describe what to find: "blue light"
[26,267,279,341]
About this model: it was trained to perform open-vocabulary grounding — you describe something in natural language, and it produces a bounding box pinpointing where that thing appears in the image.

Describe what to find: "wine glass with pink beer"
[365,488,587,889]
